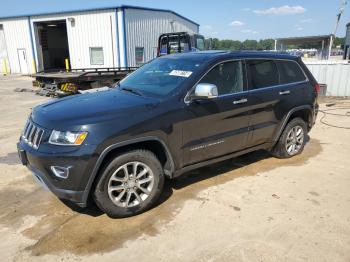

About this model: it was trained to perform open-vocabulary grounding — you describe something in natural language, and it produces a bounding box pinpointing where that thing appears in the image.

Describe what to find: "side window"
[199,61,243,95]
[248,60,279,89]
[180,35,190,52]
[169,36,180,54]
[277,60,306,84]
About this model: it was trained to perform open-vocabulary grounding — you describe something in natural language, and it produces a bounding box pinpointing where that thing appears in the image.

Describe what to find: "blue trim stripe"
[122,8,128,67]
[0,5,199,27]
[27,17,37,72]
[115,9,121,67]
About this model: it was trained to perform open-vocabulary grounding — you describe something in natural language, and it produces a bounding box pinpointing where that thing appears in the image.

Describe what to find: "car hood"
[31,89,159,129]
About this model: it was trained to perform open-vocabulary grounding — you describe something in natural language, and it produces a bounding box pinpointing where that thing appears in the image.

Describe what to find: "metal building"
[275,35,332,60]
[0,5,199,74]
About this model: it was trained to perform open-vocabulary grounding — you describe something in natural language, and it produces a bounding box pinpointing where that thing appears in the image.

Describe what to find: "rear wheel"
[93,150,164,218]
[272,117,307,159]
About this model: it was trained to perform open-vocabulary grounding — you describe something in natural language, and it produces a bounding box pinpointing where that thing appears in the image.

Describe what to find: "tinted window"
[277,60,306,84]
[199,61,243,95]
[248,60,279,89]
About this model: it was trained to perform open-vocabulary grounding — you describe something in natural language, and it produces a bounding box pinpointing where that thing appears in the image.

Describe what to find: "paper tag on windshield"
[169,70,193,78]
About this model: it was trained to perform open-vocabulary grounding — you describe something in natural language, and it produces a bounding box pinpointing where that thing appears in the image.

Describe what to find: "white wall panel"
[31,9,119,70]
[1,7,199,73]
[305,61,350,96]
[0,18,34,74]
[125,8,199,67]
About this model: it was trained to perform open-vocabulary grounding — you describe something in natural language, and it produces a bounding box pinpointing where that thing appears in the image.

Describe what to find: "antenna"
[328,0,347,59]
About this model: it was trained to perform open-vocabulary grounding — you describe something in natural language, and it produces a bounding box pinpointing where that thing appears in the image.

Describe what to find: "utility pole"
[328,0,347,59]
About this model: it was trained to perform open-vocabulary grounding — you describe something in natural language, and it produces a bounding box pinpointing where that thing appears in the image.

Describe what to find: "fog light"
[51,166,71,179]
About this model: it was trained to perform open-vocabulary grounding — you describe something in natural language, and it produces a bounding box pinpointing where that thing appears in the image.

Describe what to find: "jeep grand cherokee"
[17,51,319,217]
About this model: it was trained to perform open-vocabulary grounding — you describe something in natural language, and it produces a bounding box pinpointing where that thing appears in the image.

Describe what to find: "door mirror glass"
[193,83,218,99]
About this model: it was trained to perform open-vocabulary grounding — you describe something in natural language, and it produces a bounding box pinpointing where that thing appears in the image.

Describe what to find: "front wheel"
[93,150,164,218]
[272,117,307,159]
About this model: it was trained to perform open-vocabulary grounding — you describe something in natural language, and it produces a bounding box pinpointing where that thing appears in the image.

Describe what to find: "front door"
[182,60,252,166]
[17,49,29,74]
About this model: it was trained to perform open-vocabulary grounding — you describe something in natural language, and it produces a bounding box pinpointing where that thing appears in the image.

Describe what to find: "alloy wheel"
[285,125,304,156]
[107,161,155,207]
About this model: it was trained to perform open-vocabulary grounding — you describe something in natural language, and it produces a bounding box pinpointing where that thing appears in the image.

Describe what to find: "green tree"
[257,39,275,50]
[230,40,242,50]
[334,37,345,48]
[242,40,258,50]
[204,38,285,51]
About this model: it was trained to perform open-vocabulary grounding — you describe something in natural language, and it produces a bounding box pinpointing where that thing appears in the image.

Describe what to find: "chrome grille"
[22,120,44,149]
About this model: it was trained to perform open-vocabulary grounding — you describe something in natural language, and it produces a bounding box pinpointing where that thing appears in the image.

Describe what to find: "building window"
[135,47,144,66]
[90,47,104,65]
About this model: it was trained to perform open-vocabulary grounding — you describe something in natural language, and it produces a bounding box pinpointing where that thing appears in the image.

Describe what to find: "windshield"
[119,56,206,97]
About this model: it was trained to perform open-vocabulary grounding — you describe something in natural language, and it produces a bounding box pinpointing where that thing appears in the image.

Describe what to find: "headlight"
[49,130,88,146]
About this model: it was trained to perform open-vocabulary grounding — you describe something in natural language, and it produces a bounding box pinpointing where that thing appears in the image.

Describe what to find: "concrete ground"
[0,75,350,262]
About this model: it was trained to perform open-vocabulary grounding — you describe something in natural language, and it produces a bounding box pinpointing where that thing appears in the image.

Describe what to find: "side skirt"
[172,143,271,178]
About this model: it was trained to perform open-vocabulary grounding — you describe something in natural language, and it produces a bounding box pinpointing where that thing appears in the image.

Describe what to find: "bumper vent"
[22,120,44,149]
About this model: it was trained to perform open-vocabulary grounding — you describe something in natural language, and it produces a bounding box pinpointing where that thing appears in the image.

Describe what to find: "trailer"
[32,67,138,97]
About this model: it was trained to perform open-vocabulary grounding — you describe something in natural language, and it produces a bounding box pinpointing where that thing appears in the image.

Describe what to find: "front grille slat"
[24,122,32,139]
[28,126,36,145]
[22,119,44,150]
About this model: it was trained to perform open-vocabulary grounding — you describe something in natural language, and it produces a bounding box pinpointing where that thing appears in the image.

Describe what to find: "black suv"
[17,51,319,217]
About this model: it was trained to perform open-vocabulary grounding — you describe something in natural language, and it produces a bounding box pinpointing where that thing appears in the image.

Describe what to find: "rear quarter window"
[276,60,306,84]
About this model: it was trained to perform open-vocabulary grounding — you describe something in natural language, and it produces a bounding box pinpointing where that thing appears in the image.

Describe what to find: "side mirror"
[192,83,218,100]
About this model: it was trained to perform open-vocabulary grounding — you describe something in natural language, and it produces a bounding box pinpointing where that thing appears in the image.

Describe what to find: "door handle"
[279,90,290,95]
[233,98,248,105]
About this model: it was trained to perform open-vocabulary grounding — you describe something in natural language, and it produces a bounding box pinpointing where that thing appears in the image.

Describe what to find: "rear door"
[246,59,309,147]
[182,60,252,165]
[245,59,283,147]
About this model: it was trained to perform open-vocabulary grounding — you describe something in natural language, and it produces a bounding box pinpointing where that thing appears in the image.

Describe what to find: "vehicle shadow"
[64,135,310,217]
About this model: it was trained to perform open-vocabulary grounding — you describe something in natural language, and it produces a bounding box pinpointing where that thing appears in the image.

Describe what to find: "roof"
[0,5,199,26]
[275,35,331,45]
[164,50,298,60]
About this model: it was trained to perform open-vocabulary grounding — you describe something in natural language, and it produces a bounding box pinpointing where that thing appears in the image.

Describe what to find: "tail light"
[314,83,320,93]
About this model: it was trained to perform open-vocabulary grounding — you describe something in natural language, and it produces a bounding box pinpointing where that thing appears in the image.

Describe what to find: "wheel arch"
[81,136,175,204]
[272,105,313,146]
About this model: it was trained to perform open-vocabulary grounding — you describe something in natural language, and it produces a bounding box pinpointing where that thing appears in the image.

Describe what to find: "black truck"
[18,51,319,218]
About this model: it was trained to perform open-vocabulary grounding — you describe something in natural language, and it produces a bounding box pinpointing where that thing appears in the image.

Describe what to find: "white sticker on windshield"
[169,70,193,78]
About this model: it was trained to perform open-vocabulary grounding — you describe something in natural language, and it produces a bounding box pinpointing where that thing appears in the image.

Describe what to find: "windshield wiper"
[120,87,143,96]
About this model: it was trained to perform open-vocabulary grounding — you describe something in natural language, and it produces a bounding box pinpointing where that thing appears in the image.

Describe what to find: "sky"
[0,0,348,41]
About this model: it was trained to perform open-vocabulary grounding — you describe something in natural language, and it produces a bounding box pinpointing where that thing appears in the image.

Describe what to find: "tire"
[93,149,164,218]
[272,117,307,159]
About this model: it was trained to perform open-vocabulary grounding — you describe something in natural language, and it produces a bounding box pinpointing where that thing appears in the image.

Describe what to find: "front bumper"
[17,140,98,207]
[28,164,86,205]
